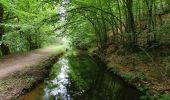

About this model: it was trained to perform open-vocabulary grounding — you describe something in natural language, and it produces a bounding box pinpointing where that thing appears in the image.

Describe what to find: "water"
[44,59,70,100]
[20,54,142,100]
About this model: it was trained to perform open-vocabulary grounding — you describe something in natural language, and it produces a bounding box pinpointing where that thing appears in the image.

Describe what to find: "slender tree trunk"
[98,0,108,45]
[160,0,164,12]
[125,0,136,44]
[0,3,10,55]
[145,0,156,44]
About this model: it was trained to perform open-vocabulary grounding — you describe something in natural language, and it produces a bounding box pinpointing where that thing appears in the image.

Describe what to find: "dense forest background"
[0,0,170,56]
[0,0,170,99]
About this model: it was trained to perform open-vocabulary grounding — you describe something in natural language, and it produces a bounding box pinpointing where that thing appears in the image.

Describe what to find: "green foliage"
[67,22,97,49]
[0,0,60,53]
[159,94,170,100]
[25,76,36,89]
[50,64,61,80]
[0,0,169,53]
[60,0,170,49]
[164,0,170,12]
[140,95,155,100]
[130,72,146,82]
[152,23,170,43]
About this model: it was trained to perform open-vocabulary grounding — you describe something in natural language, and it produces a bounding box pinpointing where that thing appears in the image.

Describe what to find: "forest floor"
[95,45,170,100]
[93,44,170,99]
[92,13,170,99]
[0,45,66,100]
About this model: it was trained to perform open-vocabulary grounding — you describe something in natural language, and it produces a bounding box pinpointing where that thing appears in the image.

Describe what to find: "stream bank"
[20,52,142,100]
[91,45,170,99]
[0,51,65,100]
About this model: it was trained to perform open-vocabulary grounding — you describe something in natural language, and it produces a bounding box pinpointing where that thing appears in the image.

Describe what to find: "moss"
[25,76,36,89]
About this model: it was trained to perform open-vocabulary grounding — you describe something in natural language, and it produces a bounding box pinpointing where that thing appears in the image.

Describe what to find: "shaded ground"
[94,45,170,98]
[0,45,65,100]
[91,13,170,99]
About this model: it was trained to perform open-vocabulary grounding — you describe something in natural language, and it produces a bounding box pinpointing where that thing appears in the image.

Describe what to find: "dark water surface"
[20,54,142,100]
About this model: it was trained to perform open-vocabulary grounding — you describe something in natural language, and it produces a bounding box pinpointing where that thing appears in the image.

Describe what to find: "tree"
[0,3,10,55]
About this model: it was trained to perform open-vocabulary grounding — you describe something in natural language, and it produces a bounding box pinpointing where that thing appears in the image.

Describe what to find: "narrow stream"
[20,53,142,100]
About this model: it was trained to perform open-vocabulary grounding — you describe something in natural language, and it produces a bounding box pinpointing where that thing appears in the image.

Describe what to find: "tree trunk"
[126,0,136,44]
[0,3,10,55]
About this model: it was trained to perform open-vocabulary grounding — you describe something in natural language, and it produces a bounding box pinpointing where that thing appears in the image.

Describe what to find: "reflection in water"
[67,55,142,100]
[21,54,142,100]
[44,58,71,100]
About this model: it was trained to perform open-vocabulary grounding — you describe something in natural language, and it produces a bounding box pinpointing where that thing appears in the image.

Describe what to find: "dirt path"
[0,46,64,80]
